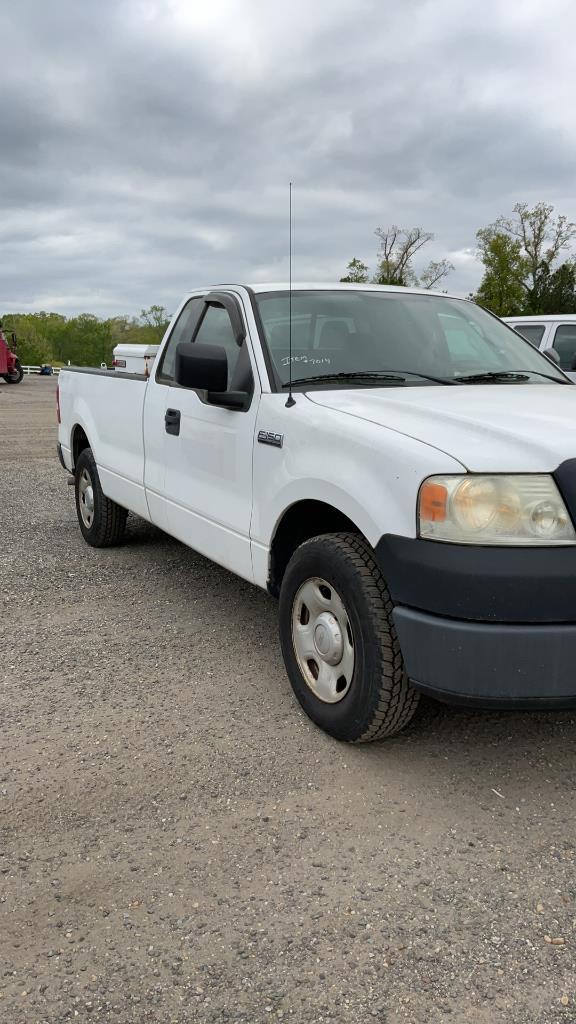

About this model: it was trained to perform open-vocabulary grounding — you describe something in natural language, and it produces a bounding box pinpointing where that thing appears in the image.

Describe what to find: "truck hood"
[308,384,576,472]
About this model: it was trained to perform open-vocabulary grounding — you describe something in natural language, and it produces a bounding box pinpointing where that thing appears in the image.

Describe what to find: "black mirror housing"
[175,342,228,391]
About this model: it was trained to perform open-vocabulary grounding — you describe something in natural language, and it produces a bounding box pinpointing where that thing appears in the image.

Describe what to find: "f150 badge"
[258,430,283,448]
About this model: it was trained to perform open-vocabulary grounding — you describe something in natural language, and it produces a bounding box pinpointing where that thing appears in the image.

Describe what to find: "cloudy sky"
[1,0,575,317]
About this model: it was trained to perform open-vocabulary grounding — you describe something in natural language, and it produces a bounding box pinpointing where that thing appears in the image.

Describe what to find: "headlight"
[418,475,576,545]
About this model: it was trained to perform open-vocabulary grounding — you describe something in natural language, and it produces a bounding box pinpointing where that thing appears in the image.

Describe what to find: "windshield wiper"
[453,370,568,384]
[281,372,407,387]
[281,370,458,388]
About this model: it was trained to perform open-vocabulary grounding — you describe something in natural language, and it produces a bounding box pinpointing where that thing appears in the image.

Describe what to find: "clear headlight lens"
[418,475,576,545]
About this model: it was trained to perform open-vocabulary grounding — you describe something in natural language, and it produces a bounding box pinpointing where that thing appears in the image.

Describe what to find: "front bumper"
[394,608,576,708]
[376,534,576,708]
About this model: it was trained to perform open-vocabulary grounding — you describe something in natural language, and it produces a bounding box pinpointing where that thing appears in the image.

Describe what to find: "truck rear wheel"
[279,533,419,742]
[74,448,127,547]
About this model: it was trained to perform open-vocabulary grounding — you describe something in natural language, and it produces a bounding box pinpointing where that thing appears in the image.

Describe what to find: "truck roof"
[502,315,576,323]
[210,282,468,301]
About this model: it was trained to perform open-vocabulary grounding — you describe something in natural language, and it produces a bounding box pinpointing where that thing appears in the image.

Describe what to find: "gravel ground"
[1,375,575,1024]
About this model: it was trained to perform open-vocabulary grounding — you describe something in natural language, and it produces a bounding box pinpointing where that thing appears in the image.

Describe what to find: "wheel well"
[268,500,362,597]
[72,425,90,468]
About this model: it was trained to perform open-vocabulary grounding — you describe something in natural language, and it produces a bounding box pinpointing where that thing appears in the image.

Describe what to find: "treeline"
[0,305,171,367]
[341,202,576,317]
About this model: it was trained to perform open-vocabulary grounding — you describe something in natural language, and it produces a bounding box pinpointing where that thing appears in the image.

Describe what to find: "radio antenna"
[285,181,295,408]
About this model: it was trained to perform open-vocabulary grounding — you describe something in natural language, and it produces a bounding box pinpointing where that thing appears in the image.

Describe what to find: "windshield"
[255,290,568,387]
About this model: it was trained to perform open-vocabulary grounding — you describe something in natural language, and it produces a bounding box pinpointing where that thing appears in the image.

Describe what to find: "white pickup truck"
[503,315,576,381]
[57,283,576,742]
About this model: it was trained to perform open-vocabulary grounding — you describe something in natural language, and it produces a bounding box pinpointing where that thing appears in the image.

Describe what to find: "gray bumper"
[393,607,576,708]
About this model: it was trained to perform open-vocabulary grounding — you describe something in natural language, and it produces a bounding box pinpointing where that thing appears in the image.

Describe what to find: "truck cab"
[503,315,576,381]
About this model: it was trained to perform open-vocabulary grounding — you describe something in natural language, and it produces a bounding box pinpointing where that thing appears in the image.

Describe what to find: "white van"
[503,316,576,381]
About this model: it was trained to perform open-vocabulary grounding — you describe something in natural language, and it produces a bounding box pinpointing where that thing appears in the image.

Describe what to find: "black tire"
[74,448,127,547]
[279,532,420,742]
[4,359,23,384]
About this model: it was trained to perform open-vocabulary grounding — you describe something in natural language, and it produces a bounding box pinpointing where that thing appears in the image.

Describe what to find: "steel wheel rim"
[78,468,95,528]
[291,576,355,703]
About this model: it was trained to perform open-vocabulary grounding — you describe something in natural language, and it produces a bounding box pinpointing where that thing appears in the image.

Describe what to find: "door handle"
[165,408,181,436]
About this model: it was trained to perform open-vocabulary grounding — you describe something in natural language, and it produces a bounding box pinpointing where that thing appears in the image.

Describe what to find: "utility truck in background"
[0,323,23,383]
[57,284,576,742]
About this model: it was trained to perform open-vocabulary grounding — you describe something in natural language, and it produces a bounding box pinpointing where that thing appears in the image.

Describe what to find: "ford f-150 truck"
[57,283,576,742]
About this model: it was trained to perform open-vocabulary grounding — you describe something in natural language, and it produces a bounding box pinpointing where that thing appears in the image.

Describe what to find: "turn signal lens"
[419,481,448,522]
[418,475,576,545]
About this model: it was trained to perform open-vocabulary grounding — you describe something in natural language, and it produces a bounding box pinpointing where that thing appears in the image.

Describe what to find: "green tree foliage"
[139,305,172,343]
[478,203,576,313]
[340,258,369,283]
[474,230,527,316]
[0,306,173,367]
[60,314,114,367]
[535,261,576,314]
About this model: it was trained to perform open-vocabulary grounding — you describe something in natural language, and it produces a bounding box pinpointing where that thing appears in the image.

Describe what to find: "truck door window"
[552,324,576,370]
[156,297,204,383]
[193,304,243,387]
[512,324,545,347]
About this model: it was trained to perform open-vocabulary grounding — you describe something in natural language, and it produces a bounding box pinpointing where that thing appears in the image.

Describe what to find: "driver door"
[163,294,259,583]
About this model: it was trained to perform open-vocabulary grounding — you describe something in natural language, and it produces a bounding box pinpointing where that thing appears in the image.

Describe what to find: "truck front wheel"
[279,533,419,742]
[3,359,23,384]
[74,448,127,547]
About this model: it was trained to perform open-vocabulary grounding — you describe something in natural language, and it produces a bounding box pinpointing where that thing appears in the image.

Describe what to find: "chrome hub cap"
[78,468,95,528]
[291,577,355,703]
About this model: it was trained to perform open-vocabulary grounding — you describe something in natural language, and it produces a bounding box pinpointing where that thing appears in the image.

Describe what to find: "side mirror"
[175,342,248,410]
[542,347,561,365]
[176,342,228,391]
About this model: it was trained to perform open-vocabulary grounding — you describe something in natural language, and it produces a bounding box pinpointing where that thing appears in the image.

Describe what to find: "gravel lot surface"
[1,376,575,1023]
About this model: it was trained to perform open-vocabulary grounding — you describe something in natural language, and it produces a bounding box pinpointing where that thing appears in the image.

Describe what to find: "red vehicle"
[0,323,23,384]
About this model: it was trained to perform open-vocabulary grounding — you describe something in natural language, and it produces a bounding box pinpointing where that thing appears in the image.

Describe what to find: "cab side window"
[193,305,242,387]
[511,324,544,347]
[156,297,204,383]
[553,325,576,371]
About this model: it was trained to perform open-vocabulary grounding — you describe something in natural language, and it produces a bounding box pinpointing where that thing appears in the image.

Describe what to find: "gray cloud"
[1,0,575,315]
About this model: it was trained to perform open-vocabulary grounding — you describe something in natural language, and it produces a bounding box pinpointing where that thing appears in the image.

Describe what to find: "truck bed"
[58,366,150,520]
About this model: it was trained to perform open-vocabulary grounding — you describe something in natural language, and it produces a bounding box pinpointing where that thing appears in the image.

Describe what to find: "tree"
[536,261,576,314]
[340,257,369,283]
[61,314,114,367]
[374,226,430,285]
[474,229,527,316]
[138,304,172,343]
[484,203,576,312]
[342,226,453,290]
[0,305,175,367]
[418,259,454,291]
[140,304,171,329]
